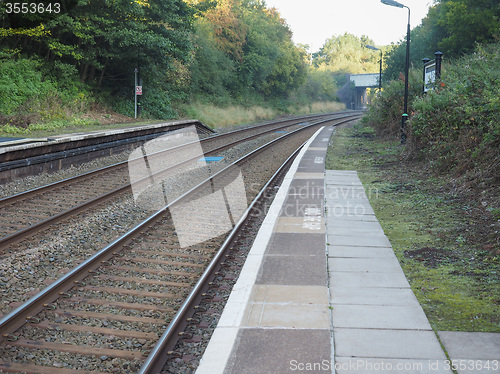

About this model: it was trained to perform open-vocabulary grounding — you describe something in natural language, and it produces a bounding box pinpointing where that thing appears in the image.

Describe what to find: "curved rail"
[0,115,361,372]
[139,115,360,373]
[0,113,360,252]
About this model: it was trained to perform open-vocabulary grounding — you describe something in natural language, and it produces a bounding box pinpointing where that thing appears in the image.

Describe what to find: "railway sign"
[424,61,436,92]
[136,86,143,95]
[422,52,443,94]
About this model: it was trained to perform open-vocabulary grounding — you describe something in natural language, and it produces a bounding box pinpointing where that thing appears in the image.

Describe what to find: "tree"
[190,0,306,100]
[1,0,196,87]
[313,33,380,74]
[383,0,500,81]
[435,0,500,57]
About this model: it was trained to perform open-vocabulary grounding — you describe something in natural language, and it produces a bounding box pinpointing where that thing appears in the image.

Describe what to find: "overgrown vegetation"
[364,42,500,190]
[1,0,382,133]
[1,0,341,131]
[383,0,500,82]
[326,124,499,332]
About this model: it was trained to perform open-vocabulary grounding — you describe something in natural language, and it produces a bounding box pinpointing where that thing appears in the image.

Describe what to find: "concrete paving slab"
[331,287,419,306]
[328,234,392,247]
[293,172,324,179]
[325,186,368,199]
[334,328,448,359]
[327,170,358,175]
[288,179,324,196]
[257,255,327,285]
[297,165,325,174]
[326,219,382,229]
[243,302,330,328]
[197,327,240,373]
[326,198,372,205]
[327,205,376,216]
[274,216,325,234]
[327,214,379,222]
[250,285,328,304]
[335,357,453,373]
[281,197,324,213]
[328,245,396,259]
[329,258,403,273]
[327,226,386,236]
[438,331,500,360]
[326,179,363,186]
[267,233,325,256]
[332,304,432,330]
[327,199,372,207]
[224,329,332,374]
[307,147,328,151]
[330,271,411,289]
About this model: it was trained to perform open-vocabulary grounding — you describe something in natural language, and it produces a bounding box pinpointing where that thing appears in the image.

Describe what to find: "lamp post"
[381,0,410,144]
[366,45,382,90]
[134,68,138,119]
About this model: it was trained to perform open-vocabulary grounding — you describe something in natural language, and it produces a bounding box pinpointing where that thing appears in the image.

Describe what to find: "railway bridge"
[350,73,381,110]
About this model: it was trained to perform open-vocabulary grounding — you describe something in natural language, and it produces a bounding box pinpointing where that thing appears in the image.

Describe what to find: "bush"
[364,41,499,182]
[0,58,55,116]
[0,57,95,127]
[362,69,422,139]
[409,42,500,175]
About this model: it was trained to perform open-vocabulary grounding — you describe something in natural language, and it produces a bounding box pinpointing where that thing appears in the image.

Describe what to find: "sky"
[264,0,434,52]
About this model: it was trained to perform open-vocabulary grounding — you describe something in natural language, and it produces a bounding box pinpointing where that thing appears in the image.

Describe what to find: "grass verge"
[326,123,499,332]
[0,101,346,138]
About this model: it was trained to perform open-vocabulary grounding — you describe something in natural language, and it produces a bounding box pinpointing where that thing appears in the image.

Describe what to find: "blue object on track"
[199,156,224,163]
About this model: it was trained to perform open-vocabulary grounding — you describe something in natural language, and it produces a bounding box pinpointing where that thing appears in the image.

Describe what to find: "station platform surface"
[195,126,500,374]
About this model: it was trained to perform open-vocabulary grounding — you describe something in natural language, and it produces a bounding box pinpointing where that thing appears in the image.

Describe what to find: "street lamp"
[365,45,382,90]
[381,0,410,144]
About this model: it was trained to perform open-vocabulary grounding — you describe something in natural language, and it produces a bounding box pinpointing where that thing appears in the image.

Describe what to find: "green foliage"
[0,0,333,127]
[384,0,500,81]
[293,68,340,102]
[366,41,500,182]
[0,57,93,126]
[435,0,500,57]
[362,69,422,138]
[0,58,53,115]
[259,41,306,97]
[0,0,196,92]
[313,33,381,74]
[409,42,500,174]
[189,18,237,100]
[189,0,307,102]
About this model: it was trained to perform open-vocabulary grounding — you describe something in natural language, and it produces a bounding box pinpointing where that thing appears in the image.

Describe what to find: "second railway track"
[0,113,358,252]
[0,113,361,373]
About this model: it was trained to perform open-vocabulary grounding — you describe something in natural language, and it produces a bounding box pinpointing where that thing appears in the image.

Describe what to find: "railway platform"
[195,126,500,373]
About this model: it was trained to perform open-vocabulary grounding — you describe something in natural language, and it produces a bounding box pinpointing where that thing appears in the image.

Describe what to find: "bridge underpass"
[349,73,380,110]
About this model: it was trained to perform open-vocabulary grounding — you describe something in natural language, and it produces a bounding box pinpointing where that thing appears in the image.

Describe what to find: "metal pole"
[379,51,383,90]
[401,6,410,144]
[435,51,443,81]
[134,68,138,119]
[422,57,430,95]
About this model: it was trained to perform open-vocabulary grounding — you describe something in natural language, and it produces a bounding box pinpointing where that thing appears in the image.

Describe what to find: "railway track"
[0,114,360,373]
[0,113,355,253]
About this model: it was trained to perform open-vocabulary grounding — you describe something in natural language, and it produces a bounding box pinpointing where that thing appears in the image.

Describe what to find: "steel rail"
[138,135,307,374]
[0,114,359,251]
[0,117,341,343]
[0,113,361,252]
[138,116,361,373]
[0,112,350,208]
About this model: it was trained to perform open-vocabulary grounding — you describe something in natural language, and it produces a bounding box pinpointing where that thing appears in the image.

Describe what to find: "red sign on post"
[136,86,142,95]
